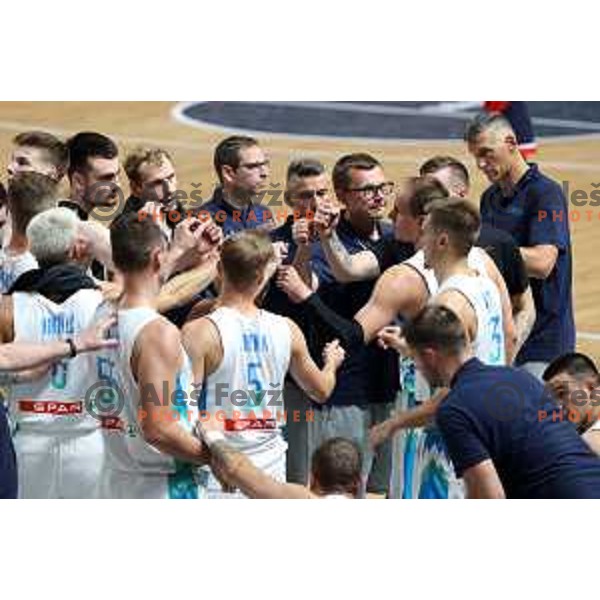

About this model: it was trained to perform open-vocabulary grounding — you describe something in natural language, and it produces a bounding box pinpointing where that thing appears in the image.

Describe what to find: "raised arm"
[316,200,380,283]
[156,257,218,314]
[277,263,428,349]
[321,231,380,283]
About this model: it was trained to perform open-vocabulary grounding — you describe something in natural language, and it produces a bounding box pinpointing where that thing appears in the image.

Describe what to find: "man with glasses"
[203,136,274,237]
[279,153,400,496]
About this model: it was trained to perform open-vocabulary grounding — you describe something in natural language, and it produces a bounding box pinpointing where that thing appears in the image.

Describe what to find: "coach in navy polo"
[404,305,600,499]
[467,113,575,378]
[202,136,275,238]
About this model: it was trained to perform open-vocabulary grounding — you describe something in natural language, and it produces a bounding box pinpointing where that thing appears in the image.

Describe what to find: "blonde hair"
[124,147,172,185]
[220,230,275,291]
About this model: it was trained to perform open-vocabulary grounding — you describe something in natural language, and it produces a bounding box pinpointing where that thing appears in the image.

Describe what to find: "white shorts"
[15,428,104,499]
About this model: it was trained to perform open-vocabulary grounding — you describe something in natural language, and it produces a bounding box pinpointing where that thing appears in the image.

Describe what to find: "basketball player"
[94,213,221,499]
[7,131,69,182]
[0,311,116,500]
[62,132,121,221]
[419,156,536,354]
[0,207,117,498]
[0,172,57,293]
[182,230,346,499]
[373,199,507,498]
[122,147,183,239]
[198,426,361,499]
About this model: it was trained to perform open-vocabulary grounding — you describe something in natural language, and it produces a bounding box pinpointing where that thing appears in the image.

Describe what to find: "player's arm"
[462,461,506,500]
[321,231,381,283]
[480,252,517,364]
[155,258,218,314]
[289,222,317,289]
[315,200,380,283]
[521,245,559,280]
[181,317,223,386]
[355,265,429,343]
[203,435,315,499]
[161,218,223,281]
[370,390,448,448]
[287,319,345,404]
[133,321,207,465]
[0,303,117,372]
[511,287,536,357]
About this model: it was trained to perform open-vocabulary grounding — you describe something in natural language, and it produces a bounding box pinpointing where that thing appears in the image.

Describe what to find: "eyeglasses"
[347,182,395,199]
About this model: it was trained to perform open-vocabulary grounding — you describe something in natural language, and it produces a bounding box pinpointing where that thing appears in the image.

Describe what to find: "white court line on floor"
[0,109,598,174]
[171,102,600,173]
[426,101,482,113]
[578,332,600,342]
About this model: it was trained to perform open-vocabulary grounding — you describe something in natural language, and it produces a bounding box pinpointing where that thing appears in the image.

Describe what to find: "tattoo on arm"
[329,233,353,270]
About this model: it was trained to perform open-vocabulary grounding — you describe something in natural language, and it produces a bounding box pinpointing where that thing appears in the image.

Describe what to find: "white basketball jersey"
[403,251,438,297]
[403,247,490,297]
[0,249,38,293]
[10,289,104,433]
[202,307,292,469]
[437,273,506,366]
[97,306,198,477]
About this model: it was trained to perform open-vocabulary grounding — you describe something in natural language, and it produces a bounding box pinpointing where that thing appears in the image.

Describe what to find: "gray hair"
[26,206,80,265]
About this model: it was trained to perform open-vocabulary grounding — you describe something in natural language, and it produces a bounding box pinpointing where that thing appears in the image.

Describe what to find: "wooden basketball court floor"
[0,101,598,362]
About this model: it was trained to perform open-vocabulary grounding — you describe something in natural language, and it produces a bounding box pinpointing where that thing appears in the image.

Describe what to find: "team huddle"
[1,109,600,500]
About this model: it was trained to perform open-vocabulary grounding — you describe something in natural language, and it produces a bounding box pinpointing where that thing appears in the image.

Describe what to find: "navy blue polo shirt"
[202,187,275,238]
[311,217,400,407]
[437,359,600,499]
[480,165,575,364]
[0,403,17,499]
